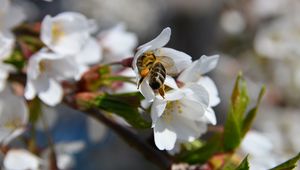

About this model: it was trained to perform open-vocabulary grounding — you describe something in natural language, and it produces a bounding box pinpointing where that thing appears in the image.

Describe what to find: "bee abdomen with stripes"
[149,62,166,90]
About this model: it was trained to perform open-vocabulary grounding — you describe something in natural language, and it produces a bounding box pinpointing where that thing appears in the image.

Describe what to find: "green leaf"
[4,50,26,70]
[104,76,136,84]
[178,134,222,164]
[242,85,266,137]
[98,65,111,75]
[28,98,42,124]
[231,72,250,124]
[224,73,249,151]
[236,156,249,170]
[181,139,204,152]
[93,92,151,129]
[269,153,300,170]
[224,108,242,151]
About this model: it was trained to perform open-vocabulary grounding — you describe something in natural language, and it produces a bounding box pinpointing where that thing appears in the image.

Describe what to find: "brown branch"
[64,97,173,170]
[9,72,173,169]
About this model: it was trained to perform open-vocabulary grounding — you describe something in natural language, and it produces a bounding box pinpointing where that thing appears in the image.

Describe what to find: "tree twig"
[9,72,173,169]
[64,97,173,170]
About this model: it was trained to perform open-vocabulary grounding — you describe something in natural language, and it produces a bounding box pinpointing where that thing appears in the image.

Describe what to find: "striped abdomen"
[149,62,166,90]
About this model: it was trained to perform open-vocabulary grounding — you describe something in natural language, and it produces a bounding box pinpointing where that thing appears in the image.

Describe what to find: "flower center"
[271,33,281,42]
[51,22,65,44]
[162,101,183,123]
[4,117,22,129]
[39,60,47,73]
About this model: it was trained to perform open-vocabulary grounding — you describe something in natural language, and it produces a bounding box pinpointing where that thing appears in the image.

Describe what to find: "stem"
[9,73,173,169]
[41,111,58,170]
[64,98,172,170]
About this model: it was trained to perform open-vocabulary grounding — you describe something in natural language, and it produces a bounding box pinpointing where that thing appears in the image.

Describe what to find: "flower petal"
[4,149,41,170]
[0,87,28,144]
[38,79,63,106]
[87,117,107,143]
[2,128,25,145]
[75,37,102,65]
[138,27,171,51]
[197,55,219,74]
[178,55,219,82]
[171,115,204,142]
[24,80,36,100]
[0,68,8,92]
[183,83,209,107]
[99,24,137,63]
[153,119,177,150]
[0,32,14,60]
[3,4,26,30]
[241,131,273,156]
[49,56,79,80]
[0,129,13,144]
[157,47,192,74]
[178,98,206,121]
[151,97,167,127]
[164,75,179,89]
[197,76,220,107]
[41,12,91,55]
[0,0,10,13]
[164,89,185,101]
[57,154,74,170]
[139,78,155,102]
[203,107,217,125]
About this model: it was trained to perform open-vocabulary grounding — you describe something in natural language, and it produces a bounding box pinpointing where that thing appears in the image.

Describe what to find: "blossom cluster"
[0,1,138,168]
[0,5,221,168]
[132,28,220,150]
[1,0,300,170]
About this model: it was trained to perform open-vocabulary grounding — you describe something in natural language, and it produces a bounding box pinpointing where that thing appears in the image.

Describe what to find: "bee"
[137,51,175,98]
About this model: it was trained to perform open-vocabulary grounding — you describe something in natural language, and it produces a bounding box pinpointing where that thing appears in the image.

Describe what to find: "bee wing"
[158,56,178,76]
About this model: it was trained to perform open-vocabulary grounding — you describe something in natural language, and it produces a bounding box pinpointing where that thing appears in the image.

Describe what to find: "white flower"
[41,12,97,55]
[249,0,297,19]
[41,141,85,170]
[0,33,15,91]
[240,131,281,170]
[40,12,102,80]
[4,149,41,170]
[151,55,220,150]
[178,55,220,125]
[220,10,246,35]
[98,24,138,64]
[113,68,138,94]
[0,0,26,32]
[61,0,161,35]
[0,86,28,145]
[73,37,102,80]
[86,116,107,143]
[132,27,192,102]
[25,49,78,106]
[0,0,25,91]
[254,15,300,59]
[151,82,210,150]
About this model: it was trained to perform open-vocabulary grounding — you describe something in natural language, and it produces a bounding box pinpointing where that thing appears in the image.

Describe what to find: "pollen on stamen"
[162,101,175,123]
[39,60,47,72]
[51,22,65,44]
[4,118,22,129]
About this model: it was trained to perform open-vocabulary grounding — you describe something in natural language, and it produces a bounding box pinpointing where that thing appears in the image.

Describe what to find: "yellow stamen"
[39,60,47,72]
[4,118,22,129]
[51,22,65,44]
[162,100,183,123]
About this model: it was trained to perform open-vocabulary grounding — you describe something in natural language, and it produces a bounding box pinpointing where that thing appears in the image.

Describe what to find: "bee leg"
[137,77,145,89]
[137,69,149,89]
[158,85,165,99]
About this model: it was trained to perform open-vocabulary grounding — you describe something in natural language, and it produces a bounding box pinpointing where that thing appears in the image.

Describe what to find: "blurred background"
[13,0,300,169]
